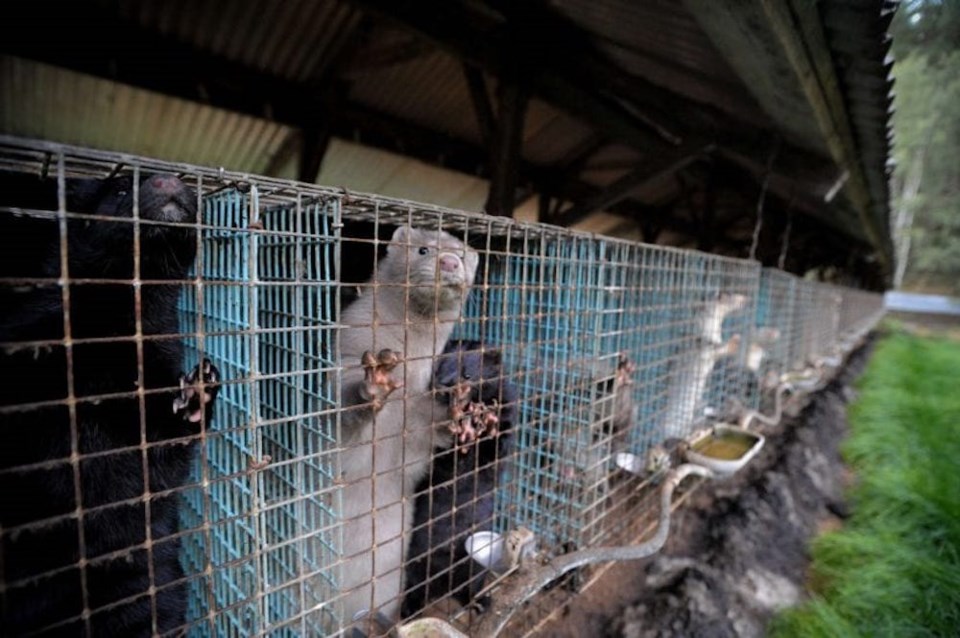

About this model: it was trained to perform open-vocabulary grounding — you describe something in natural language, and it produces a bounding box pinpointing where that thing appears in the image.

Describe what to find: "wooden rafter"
[462,63,496,150]
[553,145,714,227]
[347,0,862,238]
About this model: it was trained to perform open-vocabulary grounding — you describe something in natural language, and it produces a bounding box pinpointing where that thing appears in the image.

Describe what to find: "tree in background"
[890,0,960,292]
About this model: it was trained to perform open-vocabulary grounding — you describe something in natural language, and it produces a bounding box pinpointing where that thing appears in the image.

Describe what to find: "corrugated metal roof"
[349,50,480,143]
[102,0,361,83]
[99,0,601,171]
[522,100,597,165]
[315,139,489,210]
[548,0,773,126]
[820,0,897,242]
[0,55,291,173]
[0,55,491,213]
[0,0,896,265]
[579,144,643,188]
[349,50,599,166]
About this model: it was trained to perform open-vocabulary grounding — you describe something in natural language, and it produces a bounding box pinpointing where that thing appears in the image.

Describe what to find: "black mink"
[401,339,519,619]
[0,172,219,636]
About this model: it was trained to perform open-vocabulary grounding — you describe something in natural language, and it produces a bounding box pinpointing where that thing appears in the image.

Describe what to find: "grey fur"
[336,226,478,628]
[661,292,746,438]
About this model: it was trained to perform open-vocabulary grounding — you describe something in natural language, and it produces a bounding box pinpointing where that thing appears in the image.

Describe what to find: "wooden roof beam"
[552,144,715,227]
[348,0,869,242]
[347,0,674,152]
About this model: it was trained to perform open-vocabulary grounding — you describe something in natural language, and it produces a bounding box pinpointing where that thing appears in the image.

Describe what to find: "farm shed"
[0,0,895,287]
[0,1,895,637]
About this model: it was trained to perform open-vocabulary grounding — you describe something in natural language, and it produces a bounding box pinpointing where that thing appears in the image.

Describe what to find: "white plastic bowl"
[684,425,764,475]
[615,452,645,475]
[464,531,504,571]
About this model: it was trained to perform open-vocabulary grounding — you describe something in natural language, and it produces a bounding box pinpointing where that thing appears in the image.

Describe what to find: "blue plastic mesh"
[459,236,605,546]
[178,188,340,637]
[459,238,760,548]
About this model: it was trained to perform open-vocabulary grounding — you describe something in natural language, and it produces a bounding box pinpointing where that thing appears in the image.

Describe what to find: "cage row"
[0,138,883,637]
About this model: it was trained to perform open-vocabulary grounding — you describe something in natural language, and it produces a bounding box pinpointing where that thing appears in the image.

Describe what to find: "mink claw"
[485,398,502,436]
[464,402,488,441]
[456,400,500,443]
[376,348,401,368]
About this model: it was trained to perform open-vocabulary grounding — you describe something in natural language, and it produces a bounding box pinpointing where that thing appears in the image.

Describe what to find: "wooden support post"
[484,79,529,217]
[463,63,496,150]
[697,164,718,252]
[537,191,554,223]
[298,125,332,184]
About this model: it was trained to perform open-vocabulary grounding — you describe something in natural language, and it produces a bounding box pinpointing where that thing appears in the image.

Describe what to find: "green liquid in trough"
[693,431,756,460]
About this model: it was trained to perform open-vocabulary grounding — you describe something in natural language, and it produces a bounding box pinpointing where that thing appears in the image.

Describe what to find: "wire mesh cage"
[177,189,341,635]
[0,137,885,637]
[0,138,345,637]
[754,269,798,400]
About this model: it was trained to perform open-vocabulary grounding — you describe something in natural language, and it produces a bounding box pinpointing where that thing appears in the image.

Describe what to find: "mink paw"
[469,399,500,439]
[173,358,221,425]
[360,349,403,410]
[453,399,501,451]
[447,381,474,435]
[616,353,636,386]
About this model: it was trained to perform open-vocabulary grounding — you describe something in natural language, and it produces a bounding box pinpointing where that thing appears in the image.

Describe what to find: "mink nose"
[439,255,460,272]
[140,173,194,222]
[148,174,185,194]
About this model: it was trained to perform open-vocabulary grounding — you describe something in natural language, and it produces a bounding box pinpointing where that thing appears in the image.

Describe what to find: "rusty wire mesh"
[0,137,884,637]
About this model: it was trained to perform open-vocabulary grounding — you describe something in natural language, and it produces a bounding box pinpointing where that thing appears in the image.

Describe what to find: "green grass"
[771,330,960,638]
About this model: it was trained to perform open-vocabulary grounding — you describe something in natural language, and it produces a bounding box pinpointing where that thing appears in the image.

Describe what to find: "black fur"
[0,172,217,636]
[401,340,519,619]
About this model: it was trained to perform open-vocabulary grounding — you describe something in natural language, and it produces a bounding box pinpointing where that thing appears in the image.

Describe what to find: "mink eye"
[418,246,429,255]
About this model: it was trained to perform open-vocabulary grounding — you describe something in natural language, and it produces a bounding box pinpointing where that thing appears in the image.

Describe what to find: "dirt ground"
[533,338,876,638]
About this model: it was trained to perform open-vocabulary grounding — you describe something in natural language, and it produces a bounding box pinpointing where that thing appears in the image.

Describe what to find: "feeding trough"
[684,425,765,475]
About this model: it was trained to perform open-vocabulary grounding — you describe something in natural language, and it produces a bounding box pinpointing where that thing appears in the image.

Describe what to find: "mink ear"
[386,225,412,257]
[65,176,135,213]
[65,177,106,212]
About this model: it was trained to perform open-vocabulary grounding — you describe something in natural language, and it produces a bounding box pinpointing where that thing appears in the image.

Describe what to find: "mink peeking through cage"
[0,172,219,636]
[337,225,479,628]
[402,339,519,619]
